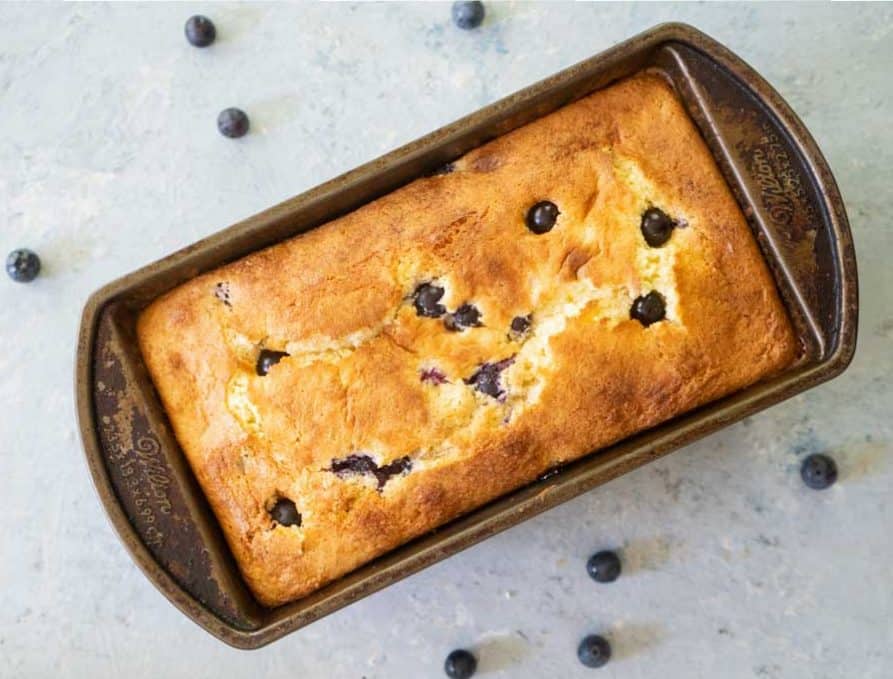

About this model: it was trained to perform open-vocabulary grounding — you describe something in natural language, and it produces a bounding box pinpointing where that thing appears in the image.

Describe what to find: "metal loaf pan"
[75,23,857,648]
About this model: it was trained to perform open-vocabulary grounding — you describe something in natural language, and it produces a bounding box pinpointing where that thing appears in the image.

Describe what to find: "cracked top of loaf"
[137,72,797,607]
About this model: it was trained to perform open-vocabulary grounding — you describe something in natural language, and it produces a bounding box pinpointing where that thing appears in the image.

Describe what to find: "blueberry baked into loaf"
[138,73,797,606]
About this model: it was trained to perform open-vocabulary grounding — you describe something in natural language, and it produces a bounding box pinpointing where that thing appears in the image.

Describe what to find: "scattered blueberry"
[270,498,301,527]
[218,107,250,138]
[630,291,666,327]
[184,15,216,47]
[526,200,560,234]
[586,550,622,583]
[444,649,477,678]
[451,2,485,30]
[577,635,612,668]
[330,454,412,490]
[6,249,41,283]
[509,314,532,339]
[801,453,838,490]
[256,349,289,376]
[445,303,482,331]
[640,207,677,247]
[465,356,515,400]
[413,282,447,318]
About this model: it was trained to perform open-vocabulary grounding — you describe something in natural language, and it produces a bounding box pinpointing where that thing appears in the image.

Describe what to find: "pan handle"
[81,303,264,644]
[655,40,857,363]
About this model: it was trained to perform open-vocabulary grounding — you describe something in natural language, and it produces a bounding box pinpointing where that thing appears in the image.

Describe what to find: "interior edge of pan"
[78,302,267,645]
[668,28,857,366]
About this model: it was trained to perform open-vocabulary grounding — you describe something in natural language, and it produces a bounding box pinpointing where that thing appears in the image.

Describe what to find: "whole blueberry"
[444,649,477,678]
[6,249,41,283]
[218,107,250,138]
[465,357,514,401]
[413,282,447,318]
[801,453,838,490]
[509,314,532,339]
[270,498,301,527]
[640,207,676,247]
[256,349,289,376]
[526,200,560,234]
[452,2,485,30]
[445,303,482,331]
[185,15,216,47]
[630,291,666,326]
[586,550,622,583]
[577,635,612,668]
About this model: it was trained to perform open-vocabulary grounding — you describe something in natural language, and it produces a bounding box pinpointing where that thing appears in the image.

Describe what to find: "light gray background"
[1,2,890,678]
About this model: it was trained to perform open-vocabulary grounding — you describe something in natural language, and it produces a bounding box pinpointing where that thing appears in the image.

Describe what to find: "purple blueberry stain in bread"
[329,454,413,490]
[256,349,290,376]
[465,356,515,401]
[420,367,449,385]
[413,282,447,318]
[269,497,302,527]
[444,303,482,332]
[214,281,232,307]
[377,457,412,487]
[331,454,377,476]
[471,153,501,173]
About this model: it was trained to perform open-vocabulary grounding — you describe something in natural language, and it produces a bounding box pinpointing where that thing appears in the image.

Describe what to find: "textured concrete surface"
[1,3,891,678]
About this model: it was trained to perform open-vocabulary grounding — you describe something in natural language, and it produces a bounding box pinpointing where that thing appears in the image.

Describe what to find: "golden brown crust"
[137,73,797,606]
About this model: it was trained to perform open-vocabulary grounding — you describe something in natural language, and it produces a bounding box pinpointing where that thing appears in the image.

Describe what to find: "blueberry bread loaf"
[137,73,797,606]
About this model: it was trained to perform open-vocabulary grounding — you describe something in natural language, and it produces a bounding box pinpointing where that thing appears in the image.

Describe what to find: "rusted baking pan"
[75,23,857,648]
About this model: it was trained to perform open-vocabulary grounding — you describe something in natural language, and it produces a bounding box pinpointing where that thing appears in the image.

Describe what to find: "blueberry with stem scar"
[640,207,677,247]
[578,635,611,668]
[801,453,838,490]
[526,200,560,234]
